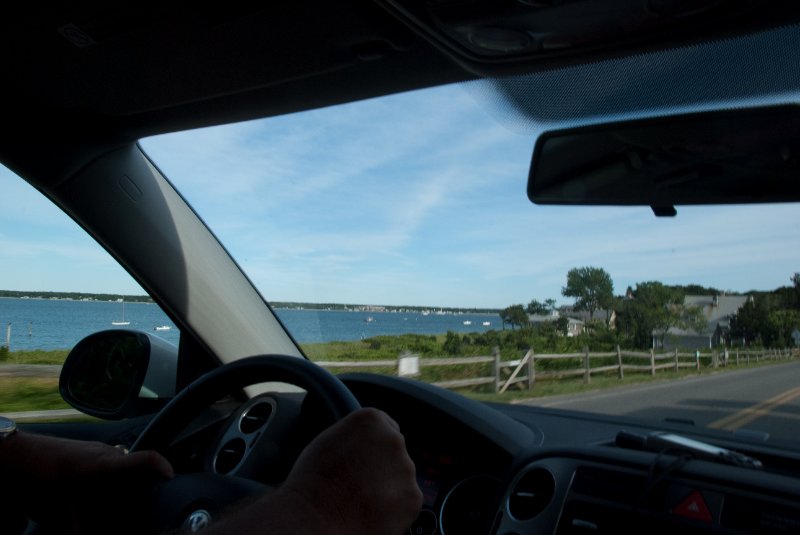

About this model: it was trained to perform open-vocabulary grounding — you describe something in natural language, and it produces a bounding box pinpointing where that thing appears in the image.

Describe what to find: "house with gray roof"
[528,310,585,337]
[558,305,616,328]
[661,294,751,350]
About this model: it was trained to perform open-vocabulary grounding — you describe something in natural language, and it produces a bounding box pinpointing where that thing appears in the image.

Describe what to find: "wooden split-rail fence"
[316,346,800,394]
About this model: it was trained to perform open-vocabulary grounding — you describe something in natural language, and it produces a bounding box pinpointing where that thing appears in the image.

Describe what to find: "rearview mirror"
[59,330,177,420]
[528,105,800,216]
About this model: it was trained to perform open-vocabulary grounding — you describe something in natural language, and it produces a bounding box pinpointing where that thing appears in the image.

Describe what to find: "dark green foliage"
[562,266,614,321]
[674,284,721,296]
[731,297,800,347]
[500,304,529,330]
[526,299,555,315]
[443,331,463,356]
[617,281,687,348]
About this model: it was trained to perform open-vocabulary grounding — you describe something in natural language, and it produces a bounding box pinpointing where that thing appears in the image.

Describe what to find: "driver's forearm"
[0,431,48,485]
[0,431,54,517]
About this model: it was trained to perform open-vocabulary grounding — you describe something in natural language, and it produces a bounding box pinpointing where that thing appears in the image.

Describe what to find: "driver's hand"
[283,407,423,535]
[0,431,173,534]
[206,407,422,535]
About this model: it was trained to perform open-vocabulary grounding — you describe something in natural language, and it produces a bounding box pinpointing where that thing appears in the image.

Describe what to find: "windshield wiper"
[616,431,763,470]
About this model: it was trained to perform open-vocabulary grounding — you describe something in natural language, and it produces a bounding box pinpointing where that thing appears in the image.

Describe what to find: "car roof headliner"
[1,2,798,187]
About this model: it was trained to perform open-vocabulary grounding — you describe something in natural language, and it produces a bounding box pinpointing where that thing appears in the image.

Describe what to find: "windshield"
[139,65,800,446]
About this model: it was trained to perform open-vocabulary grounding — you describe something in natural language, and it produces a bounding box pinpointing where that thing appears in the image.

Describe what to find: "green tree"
[637,282,680,347]
[730,296,771,345]
[562,267,614,321]
[554,316,569,336]
[617,281,694,348]
[500,304,529,330]
[526,298,556,315]
[766,309,800,346]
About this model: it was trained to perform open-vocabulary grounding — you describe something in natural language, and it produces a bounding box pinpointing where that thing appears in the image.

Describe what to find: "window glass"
[0,165,179,421]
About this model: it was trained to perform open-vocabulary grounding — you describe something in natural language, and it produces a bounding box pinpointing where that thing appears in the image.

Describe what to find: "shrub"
[442,331,463,356]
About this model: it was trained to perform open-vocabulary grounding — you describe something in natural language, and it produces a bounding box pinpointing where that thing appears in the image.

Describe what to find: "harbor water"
[0,298,501,351]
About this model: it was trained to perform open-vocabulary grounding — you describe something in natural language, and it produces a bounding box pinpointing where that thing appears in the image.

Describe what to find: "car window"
[140,81,800,446]
[0,165,179,421]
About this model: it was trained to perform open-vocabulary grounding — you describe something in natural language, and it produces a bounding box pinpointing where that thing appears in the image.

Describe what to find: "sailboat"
[111,299,131,326]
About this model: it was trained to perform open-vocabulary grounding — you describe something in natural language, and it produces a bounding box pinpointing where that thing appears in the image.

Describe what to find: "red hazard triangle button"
[672,490,712,523]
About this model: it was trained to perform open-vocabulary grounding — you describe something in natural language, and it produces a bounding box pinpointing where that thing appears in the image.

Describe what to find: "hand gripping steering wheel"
[130,355,361,533]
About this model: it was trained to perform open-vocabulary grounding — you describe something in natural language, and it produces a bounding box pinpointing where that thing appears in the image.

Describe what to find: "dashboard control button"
[672,490,712,523]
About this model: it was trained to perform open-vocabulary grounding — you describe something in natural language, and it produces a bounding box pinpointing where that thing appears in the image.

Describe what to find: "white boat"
[482,321,491,326]
[155,325,172,331]
[463,320,472,325]
[111,299,131,326]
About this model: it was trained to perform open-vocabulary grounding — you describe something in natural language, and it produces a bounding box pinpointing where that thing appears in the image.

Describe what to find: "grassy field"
[0,349,69,365]
[0,349,75,415]
[0,377,71,411]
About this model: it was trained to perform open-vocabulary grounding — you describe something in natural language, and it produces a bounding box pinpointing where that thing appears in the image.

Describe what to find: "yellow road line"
[708,385,800,431]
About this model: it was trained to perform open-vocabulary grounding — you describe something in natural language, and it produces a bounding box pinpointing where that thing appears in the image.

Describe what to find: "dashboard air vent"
[239,401,273,434]
[214,438,246,474]
[508,468,555,521]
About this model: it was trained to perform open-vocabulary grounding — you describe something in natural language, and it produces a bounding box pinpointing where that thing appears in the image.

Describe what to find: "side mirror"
[59,330,178,420]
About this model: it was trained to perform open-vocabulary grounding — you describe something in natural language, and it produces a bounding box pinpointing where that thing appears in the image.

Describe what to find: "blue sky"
[1,82,799,309]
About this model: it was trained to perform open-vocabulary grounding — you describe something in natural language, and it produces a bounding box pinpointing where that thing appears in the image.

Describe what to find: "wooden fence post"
[492,347,500,394]
[527,349,535,390]
[695,349,700,370]
[650,348,656,376]
[4,322,10,350]
[712,351,719,368]
[582,346,590,384]
[500,349,531,394]
[616,345,624,379]
[735,349,739,366]
[674,348,679,373]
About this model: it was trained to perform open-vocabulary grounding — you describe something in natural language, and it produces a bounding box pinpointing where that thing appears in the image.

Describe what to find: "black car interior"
[3,3,800,535]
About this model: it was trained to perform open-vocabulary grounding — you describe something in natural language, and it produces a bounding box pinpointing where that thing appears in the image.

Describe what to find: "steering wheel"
[130,355,361,533]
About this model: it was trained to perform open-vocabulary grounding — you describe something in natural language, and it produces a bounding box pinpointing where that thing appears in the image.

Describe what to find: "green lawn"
[0,349,69,365]
[0,377,70,412]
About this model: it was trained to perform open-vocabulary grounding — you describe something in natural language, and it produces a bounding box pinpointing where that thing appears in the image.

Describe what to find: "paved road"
[518,361,800,442]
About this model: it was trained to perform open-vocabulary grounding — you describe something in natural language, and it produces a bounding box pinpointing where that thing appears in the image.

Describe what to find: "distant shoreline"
[0,292,153,304]
[0,291,500,315]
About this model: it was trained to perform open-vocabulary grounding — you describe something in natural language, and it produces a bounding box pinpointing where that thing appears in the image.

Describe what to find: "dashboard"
[340,374,800,535]
[30,372,800,535]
